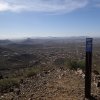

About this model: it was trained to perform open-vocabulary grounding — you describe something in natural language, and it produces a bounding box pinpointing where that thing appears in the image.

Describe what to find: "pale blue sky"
[0,0,100,39]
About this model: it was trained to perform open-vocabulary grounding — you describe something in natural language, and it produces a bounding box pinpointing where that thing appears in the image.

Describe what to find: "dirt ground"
[0,68,100,100]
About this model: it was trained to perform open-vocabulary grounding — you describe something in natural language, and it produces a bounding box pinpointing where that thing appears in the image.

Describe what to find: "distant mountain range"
[0,39,12,45]
[0,36,99,46]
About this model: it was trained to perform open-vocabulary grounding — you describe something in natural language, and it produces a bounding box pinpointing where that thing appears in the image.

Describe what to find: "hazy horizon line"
[0,36,99,40]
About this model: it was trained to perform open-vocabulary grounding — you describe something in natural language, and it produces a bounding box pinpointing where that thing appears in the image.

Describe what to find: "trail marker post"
[85,38,93,99]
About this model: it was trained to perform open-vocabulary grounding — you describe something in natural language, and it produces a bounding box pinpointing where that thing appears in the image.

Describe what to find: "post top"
[86,38,93,52]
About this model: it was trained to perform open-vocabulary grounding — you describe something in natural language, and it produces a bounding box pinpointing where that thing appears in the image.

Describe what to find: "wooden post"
[85,38,93,99]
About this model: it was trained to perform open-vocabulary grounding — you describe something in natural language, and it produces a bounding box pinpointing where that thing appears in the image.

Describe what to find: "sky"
[0,0,100,39]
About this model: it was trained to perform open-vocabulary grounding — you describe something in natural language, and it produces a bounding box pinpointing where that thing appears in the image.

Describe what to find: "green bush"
[0,78,20,93]
[54,58,85,70]
[25,67,41,78]
[77,60,85,70]
[67,59,85,70]
[54,58,66,66]
[68,60,77,70]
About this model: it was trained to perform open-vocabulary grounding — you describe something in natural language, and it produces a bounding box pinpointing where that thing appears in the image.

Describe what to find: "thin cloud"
[95,3,100,7]
[0,0,88,13]
[91,0,100,8]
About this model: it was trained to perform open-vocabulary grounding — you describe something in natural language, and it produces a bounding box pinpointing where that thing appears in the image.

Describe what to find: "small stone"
[28,98,32,100]
[14,88,20,95]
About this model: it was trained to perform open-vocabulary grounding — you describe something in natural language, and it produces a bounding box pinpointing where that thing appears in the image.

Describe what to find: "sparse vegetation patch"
[0,78,20,93]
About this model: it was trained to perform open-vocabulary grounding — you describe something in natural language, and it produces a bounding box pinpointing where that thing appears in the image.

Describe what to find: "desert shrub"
[67,60,78,70]
[25,67,41,78]
[54,58,66,66]
[77,60,85,70]
[54,58,85,70]
[0,78,20,93]
[67,59,85,70]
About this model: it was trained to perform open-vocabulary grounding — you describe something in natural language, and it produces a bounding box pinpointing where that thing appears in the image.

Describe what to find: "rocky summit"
[0,68,100,100]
